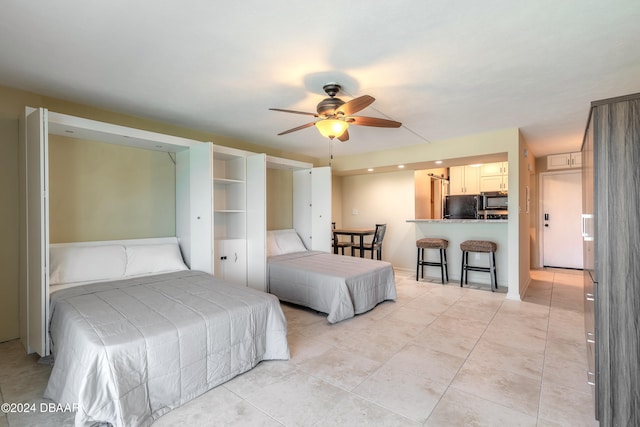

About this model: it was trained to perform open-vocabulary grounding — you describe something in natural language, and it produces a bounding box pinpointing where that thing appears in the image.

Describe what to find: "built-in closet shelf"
[214,178,245,184]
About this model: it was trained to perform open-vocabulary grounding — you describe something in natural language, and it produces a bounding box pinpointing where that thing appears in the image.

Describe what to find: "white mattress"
[44,270,290,427]
[268,251,396,323]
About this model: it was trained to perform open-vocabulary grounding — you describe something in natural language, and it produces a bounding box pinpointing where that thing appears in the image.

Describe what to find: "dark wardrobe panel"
[587,93,640,426]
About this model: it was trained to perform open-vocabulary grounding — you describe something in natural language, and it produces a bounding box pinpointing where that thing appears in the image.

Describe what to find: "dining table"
[332,227,376,257]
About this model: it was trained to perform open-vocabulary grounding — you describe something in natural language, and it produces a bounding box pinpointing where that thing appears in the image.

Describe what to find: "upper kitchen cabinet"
[479,161,508,192]
[547,152,582,170]
[480,161,508,176]
[449,165,480,195]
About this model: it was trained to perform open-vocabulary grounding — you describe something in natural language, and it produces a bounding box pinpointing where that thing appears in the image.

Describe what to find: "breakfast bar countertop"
[406,219,508,223]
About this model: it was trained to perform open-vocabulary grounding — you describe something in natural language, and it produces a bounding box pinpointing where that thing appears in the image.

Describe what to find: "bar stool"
[460,240,498,291]
[416,238,449,284]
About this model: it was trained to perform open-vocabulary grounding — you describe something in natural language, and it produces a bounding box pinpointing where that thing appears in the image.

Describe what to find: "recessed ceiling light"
[367,168,374,172]
[435,160,442,164]
[398,165,405,169]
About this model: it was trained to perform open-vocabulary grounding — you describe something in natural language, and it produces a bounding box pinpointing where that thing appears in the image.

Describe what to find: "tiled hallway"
[0,269,598,426]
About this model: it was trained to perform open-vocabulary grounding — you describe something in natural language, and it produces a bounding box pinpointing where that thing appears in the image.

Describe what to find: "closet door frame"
[20,107,203,356]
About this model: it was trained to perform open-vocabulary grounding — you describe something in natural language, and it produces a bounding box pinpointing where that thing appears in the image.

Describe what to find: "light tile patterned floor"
[0,269,598,426]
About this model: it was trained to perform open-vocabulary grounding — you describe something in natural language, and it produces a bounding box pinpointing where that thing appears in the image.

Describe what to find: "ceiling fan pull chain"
[329,140,333,166]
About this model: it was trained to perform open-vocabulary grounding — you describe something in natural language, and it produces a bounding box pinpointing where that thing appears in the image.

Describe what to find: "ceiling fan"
[269,83,402,142]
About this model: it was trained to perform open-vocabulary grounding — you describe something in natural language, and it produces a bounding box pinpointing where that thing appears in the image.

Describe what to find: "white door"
[293,167,332,252]
[215,239,247,285]
[23,107,49,356]
[542,171,583,268]
[177,142,214,273]
[293,169,312,248]
[246,154,266,291]
[311,166,331,252]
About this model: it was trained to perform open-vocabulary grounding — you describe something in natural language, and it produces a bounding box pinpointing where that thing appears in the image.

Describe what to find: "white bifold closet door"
[22,107,50,356]
[246,154,267,291]
[293,166,331,252]
[187,142,214,273]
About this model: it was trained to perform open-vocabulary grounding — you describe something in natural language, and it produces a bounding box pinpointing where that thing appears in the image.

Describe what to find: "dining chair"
[361,223,386,260]
[332,222,353,255]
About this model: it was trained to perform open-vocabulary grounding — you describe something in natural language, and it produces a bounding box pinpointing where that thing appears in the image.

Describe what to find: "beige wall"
[0,116,19,342]
[340,170,416,268]
[266,168,293,230]
[48,135,176,242]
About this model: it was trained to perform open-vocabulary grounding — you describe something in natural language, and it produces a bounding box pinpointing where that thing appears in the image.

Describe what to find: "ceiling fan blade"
[337,129,350,142]
[270,108,318,117]
[277,122,316,135]
[349,116,402,128]
[335,95,375,116]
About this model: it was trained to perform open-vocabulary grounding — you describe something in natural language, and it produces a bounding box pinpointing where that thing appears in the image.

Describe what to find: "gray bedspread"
[268,251,396,323]
[44,270,289,427]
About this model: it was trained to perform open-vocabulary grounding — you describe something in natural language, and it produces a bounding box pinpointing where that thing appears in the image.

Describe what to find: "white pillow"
[50,245,127,285]
[266,231,281,257]
[272,229,307,255]
[124,243,188,276]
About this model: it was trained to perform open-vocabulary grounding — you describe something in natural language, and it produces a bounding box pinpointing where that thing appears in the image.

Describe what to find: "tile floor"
[0,269,599,426]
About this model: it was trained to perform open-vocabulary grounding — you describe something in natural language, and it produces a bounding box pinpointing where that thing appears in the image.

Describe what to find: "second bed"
[267,229,396,323]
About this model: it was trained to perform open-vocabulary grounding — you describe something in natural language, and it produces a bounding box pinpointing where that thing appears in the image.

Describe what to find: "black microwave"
[481,191,508,210]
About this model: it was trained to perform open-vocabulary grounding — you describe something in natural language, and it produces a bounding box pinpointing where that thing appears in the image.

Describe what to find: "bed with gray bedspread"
[45,270,289,427]
[268,251,396,323]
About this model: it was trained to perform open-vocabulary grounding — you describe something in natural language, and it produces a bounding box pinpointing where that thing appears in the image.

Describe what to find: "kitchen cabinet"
[479,162,508,192]
[480,161,508,176]
[583,92,640,425]
[547,152,582,170]
[449,165,480,195]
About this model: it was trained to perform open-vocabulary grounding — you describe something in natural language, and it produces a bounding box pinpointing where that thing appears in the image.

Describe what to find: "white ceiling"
[1,1,639,160]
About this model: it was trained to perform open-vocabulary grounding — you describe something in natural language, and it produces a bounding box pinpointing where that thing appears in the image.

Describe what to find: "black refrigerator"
[444,194,479,219]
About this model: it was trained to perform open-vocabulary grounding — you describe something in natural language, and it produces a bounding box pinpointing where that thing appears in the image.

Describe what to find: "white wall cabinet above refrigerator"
[449,165,480,195]
[547,152,582,170]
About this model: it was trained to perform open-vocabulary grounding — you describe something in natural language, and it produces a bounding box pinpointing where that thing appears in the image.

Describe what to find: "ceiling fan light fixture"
[315,119,348,139]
